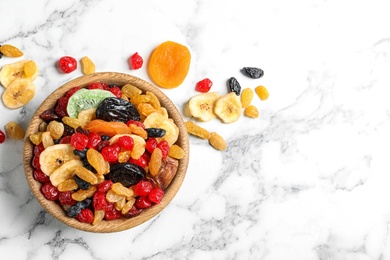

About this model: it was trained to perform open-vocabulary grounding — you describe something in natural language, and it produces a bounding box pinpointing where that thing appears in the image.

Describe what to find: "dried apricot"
[244,105,259,118]
[148,41,191,89]
[255,85,269,100]
[84,119,131,137]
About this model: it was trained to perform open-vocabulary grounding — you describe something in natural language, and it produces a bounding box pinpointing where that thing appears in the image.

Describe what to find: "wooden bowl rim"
[23,72,189,233]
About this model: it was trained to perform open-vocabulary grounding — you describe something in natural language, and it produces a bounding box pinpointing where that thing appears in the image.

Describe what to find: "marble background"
[1,0,390,259]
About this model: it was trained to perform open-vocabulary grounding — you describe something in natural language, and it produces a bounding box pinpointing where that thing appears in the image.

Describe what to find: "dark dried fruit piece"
[241,67,264,79]
[96,97,140,123]
[227,77,241,96]
[146,128,166,138]
[106,162,146,187]
[151,156,179,189]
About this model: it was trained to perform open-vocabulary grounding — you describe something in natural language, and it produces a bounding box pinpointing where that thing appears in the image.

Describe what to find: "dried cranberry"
[97,180,113,193]
[135,196,152,209]
[87,82,110,90]
[55,96,69,118]
[96,140,110,152]
[58,56,77,74]
[76,208,94,223]
[33,169,50,183]
[41,183,59,201]
[134,180,153,196]
[76,126,90,136]
[0,130,4,144]
[149,187,164,204]
[118,136,134,150]
[126,120,145,129]
[58,191,76,205]
[145,138,157,154]
[93,192,107,210]
[129,52,143,70]
[32,154,41,170]
[109,86,122,98]
[33,143,45,156]
[129,152,150,168]
[124,205,143,218]
[40,108,60,121]
[65,86,81,99]
[157,140,170,159]
[70,133,89,150]
[86,133,101,149]
[195,78,213,93]
[105,202,121,220]
[101,145,119,162]
[59,135,72,144]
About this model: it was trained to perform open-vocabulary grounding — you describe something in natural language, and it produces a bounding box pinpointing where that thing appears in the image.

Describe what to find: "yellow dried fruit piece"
[92,210,105,226]
[23,60,38,77]
[143,112,179,146]
[121,84,142,99]
[168,144,185,159]
[129,124,148,139]
[111,182,134,198]
[72,186,97,201]
[115,197,126,211]
[87,148,110,175]
[118,150,131,163]
[240,88,254,108]
[2,79,36,109]
[106,188,125,203]
[74,165,98,185]
[121,197,136,215]
[255,85,269,100]
[0,60,39,88]
[57,179,78,192]
[80,56,96,75]
[184,121,210,139]
[130,94,150,106]
[46,120,64,140]
[209,132,227,151]
[146,91,161,109]
[149,147,162,176]
[62,116,84,129]
[137,102,157,117]
[29,132,43,145]
[96,173,105,184]
[0,44,23,57]
[5,121,25,140]
[244,105,259,118]
[38,121,47,132]
[77,107,96,126]
[41,131,54,148]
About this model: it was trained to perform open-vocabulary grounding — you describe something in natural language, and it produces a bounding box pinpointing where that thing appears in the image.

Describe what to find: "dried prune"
[106,163,146,187]
[241,67,264,79]
[146,128,166,138]
[227,77,241,96]
[96,97,140,123]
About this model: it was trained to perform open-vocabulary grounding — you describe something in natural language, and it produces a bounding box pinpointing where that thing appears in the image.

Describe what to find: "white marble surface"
[1,0,390,259]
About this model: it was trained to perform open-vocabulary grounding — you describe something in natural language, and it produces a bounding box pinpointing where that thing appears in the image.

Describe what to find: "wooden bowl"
[23,72,189,233]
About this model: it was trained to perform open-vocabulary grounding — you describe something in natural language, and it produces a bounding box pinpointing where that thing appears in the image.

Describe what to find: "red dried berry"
[129,52,143,70]
[105,202,121,220]
[101,145,119,162]
[157,140,170,159]
[41,183,59,201]
[126,120,145,129]
[93,192,107,210]
[145,138,157,154]
[135,196,152,209]
[195,78,213,93]
[118,135,134,151]
[134,180,153,196]
[0,130,5,144]
[97,180,113,193]
[55,96,69,118]
[70,133,89,150]
[87,82,110,90]
[129,152,150,168]
[149,187,164,204]
[65,86,81,99]
[86,133,101,149]
[123,205,143,218]
[33,143,45,156]
[33,169,50,183]
[109,86,122,98]
[40,108,61,121]
[59,135,72,144]
[58,56,77,74]
[76,208,94,223]
[58,191,76,205]
[32,154,41,170]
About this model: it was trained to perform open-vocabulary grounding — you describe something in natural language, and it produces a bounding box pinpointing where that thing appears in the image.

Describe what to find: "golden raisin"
[111,182,134,198]
[168,144,185,159]
[38,121,47,132]
[87,148,110,175]
[244,105,259,118]
[0,44,23,57]
[74,165,98,185]
[240,88,254,108]
[29,132,43,145]
[146,91,161,109]
[255,85,269,101]
[184,121,211,139]
[118,150,132,163]
[137,103,157,117]
[5,121,24,140]
[106,189,125,203]
[209,132,227,151]
[115,197,126,211]
[57,179,78,192]
[130,94,150,106]
[92,209,105,226]
[149,147,162,176]
[129,124,148,139]
[46,120,64,140]
[121,84,142,99]
[80,56,96,75]
[41,131,54,148]
[72,186,97,201]
[62,116,84,129]
[121,198,136,215]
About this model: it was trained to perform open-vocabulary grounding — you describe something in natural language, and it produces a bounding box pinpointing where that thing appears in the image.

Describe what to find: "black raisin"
[63,124,75,136]
[76,126,90,136]
[227,77,241,96]
[101,135,110,141]
[73,148,88,158]
[106,163,146,187]
[146,128,166,138]
[241,67,264,79]
[66,199,91,218]
[96,97,140,123]
[74,175,90,190]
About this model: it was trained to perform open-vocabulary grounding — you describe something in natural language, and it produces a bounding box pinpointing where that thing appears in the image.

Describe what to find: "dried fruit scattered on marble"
[2,78,36,109]
[184,121,211,139]
[209,132,227,151]
[240,88,254,109]
[58,56,77,74]
[80,56,96,75]
[195,78,213,93]
[129,52,143,70]
[188,92,219,122]
[241,67,264,79]
[0,130,5,144]
[148,41,191,89]
[255,85,269,101]
[0,44,23,58]
[227,77,241,96]
[23,60,38,78]
[5,121,24,140]
[213,92,242,123]
[0,60,39,88]
[244,105,259,118]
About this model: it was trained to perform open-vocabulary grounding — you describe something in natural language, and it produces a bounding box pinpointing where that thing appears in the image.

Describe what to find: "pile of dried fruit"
[29,82,185,224]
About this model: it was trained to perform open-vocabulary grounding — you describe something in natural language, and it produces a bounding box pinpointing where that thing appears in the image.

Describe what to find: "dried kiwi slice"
[66,89,115,118]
